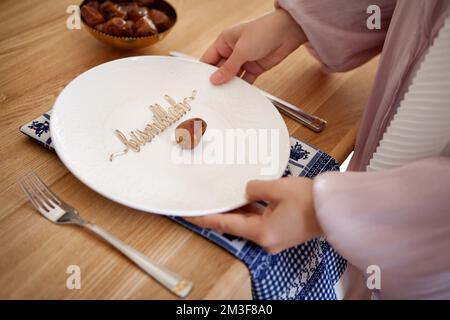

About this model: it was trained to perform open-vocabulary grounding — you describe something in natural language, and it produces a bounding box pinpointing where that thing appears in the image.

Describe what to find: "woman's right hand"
[201,9,307,85]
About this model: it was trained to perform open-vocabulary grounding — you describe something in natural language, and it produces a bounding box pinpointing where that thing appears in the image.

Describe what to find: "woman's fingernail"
[211,70,225,84]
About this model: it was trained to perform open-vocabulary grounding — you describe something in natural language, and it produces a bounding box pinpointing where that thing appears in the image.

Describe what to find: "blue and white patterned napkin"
[21,111,347,300]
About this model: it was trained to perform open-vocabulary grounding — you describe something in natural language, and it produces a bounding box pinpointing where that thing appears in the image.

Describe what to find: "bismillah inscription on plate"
[109,90,197,161]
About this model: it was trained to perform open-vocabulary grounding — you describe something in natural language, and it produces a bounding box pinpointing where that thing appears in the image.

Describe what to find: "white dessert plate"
[51,56,289,216]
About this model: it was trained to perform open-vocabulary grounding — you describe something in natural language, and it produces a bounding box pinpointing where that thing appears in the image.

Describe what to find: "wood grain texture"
[0,0,378,299]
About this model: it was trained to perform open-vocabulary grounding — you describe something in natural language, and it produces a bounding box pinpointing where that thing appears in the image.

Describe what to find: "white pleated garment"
[368,15,450,172]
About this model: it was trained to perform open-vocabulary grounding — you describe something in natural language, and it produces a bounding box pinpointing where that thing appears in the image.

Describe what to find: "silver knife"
[169,51,327,132]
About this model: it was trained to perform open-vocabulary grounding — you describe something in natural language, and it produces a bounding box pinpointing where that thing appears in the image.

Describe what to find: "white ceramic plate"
[51,56,289,216]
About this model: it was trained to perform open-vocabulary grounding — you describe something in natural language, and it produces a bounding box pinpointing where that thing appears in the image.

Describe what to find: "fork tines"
[18,171,62,215]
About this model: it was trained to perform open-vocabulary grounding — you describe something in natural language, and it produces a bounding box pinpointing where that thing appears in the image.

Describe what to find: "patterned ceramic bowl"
[80,0,177,50]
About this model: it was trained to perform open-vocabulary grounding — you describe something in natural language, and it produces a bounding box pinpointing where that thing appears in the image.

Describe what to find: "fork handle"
[83,223,193,298]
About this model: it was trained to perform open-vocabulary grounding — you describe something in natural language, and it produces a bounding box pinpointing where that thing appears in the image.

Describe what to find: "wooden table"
[0,0,378,299]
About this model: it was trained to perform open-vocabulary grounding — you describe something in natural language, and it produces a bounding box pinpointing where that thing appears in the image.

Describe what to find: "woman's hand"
[201,9,307,85]
[185,177,322,254]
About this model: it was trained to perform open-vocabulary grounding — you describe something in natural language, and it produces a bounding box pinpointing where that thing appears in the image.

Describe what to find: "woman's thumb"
[210,50,245,85]
[246,179,283,203]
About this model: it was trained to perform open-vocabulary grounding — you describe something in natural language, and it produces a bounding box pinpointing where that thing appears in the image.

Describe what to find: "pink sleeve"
[275,0,397,71]
[313,157,450,299]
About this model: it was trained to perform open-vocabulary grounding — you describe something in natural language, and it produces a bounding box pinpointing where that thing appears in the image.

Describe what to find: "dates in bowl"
[80,0,177,49]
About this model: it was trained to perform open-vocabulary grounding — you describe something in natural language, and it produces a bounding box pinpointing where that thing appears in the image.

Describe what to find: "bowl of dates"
[80,0,177,49]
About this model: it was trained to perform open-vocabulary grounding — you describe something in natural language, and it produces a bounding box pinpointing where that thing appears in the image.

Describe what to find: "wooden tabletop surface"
[0,0,378,299]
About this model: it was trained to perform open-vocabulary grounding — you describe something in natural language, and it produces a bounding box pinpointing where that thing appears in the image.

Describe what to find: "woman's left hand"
[185,177,323,254]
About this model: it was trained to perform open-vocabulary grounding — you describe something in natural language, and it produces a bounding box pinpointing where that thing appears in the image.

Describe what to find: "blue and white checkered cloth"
[21,111,347,300]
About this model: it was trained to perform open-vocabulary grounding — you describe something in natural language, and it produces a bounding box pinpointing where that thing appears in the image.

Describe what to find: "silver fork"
[18,171,193,298]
